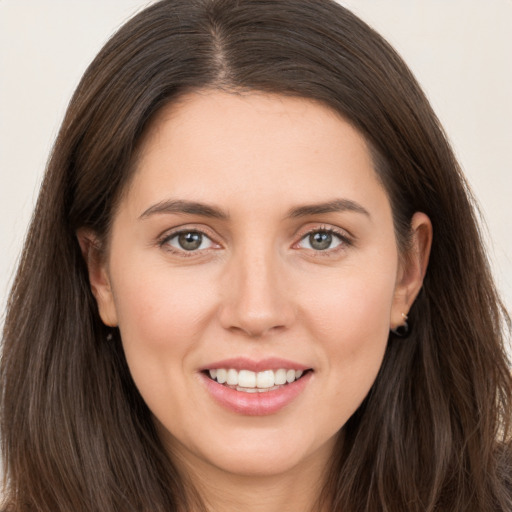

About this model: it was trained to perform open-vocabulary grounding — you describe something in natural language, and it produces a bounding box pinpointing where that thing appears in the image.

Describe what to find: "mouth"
[204,368,312,393]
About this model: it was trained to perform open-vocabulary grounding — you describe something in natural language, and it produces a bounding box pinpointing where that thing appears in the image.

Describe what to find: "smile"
[201,364,313,415]
[208,368,306,392]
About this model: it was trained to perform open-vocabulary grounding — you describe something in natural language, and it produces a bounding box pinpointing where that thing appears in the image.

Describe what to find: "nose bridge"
[219,237,293,337]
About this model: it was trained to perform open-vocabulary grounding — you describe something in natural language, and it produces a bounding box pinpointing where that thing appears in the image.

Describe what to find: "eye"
[297,229,345,251]
[164,231,216,252]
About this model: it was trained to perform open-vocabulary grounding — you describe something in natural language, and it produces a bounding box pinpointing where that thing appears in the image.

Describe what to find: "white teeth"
[226,369,238,386]
[274,368,287,385]
[237,385,280,393]
[236,386,258,393]
[238,370,256,388]
[256,370,275,389]
[208,367,307,389]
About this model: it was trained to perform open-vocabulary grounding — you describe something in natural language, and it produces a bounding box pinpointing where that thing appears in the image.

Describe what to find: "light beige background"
[1,1,511,328]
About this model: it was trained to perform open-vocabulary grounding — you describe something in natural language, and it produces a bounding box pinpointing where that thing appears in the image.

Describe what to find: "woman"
[1,0,511,510]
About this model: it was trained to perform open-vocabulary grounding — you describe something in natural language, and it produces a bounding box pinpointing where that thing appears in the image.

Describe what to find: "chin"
[166,423,339,480]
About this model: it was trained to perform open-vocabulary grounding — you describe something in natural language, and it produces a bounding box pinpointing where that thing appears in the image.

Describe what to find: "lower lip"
[200,372,312,416]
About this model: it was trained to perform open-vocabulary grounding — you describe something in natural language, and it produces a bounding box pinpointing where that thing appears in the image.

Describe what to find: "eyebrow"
[139,197,370,221]
[286,199,370,219]
[139,199,229,220]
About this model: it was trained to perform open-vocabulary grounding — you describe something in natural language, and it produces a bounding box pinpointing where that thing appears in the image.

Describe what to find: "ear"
[77,229,118,327]
[390,212,432,330]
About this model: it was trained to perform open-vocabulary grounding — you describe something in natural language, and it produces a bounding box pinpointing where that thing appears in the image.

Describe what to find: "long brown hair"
[1,1,511,510]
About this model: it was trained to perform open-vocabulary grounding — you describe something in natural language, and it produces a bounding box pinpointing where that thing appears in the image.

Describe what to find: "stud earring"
[391,313,409,337]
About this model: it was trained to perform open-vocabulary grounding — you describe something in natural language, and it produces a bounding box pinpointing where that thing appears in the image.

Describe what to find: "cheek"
[108,263,220,407]
[299,262,396,411]
[108,264,221,427]
[301,261,396,343]
[112,263,216,345]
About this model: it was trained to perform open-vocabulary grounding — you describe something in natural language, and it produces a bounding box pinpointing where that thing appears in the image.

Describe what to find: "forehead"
[124,90,389,218]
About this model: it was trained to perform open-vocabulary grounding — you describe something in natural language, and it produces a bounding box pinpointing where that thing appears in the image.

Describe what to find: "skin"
[80,90,432,512]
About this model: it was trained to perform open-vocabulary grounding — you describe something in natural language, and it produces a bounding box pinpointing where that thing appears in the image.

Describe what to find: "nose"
[218,245,295,338]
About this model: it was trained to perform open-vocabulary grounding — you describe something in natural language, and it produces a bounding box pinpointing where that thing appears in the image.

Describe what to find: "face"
[84,91,428,481]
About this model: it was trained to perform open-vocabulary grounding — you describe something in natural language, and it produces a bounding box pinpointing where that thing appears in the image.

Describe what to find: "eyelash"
[294,226,353,255]
[158,227,220,257]
[157,225,353,256]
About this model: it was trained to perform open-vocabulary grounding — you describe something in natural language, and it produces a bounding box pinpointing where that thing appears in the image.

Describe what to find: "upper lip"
[199,357,311,373]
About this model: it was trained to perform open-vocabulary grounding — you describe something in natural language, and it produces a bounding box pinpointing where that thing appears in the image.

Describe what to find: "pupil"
[310,231,332,250]
[178,232,202,251]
